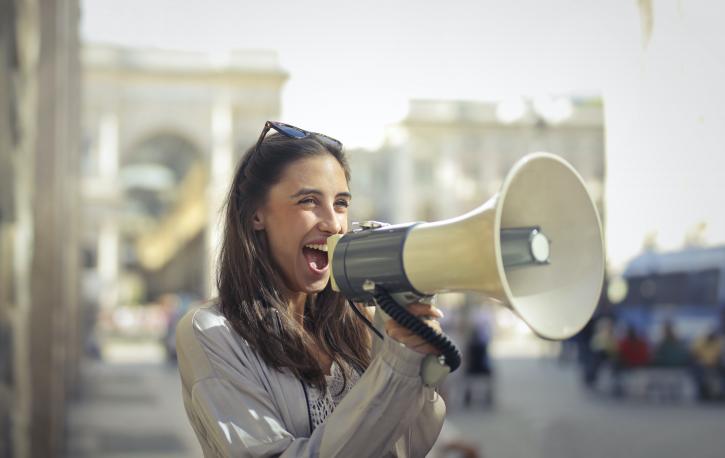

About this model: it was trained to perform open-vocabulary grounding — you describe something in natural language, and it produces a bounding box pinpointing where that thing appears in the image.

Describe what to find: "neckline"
[324,360,341,380]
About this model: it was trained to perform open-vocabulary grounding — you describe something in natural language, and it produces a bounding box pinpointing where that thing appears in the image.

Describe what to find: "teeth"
[304,243,328,252]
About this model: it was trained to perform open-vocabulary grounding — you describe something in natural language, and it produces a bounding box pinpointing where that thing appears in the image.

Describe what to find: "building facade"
[347,97,605,256]
[391,98,605,224]
[80,44,288,310]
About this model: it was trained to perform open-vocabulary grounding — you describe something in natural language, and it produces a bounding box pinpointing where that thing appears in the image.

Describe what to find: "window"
[622,269,720,306]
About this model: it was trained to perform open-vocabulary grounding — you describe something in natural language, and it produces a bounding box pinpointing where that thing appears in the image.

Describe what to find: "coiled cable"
[372,287,461,372]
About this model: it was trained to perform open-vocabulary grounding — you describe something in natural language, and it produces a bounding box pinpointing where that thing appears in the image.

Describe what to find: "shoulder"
[176,301,258,386]
[176,300,233,350]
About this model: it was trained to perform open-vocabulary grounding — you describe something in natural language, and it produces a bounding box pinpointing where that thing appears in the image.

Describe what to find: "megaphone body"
[328,153,605,382]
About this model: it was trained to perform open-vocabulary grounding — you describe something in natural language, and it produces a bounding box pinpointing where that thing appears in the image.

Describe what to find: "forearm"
[395,387,446,457]
[312,336,444,457]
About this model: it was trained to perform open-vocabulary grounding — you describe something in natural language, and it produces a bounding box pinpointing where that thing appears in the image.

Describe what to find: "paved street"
[67,339,725,458]
[445,358,725,458]
[67,339,202,458]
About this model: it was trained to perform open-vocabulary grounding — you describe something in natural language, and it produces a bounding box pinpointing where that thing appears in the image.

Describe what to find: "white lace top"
[305,360,361,431]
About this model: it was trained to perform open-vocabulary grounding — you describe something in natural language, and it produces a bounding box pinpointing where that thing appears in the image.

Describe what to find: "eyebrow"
[289,188,352,200]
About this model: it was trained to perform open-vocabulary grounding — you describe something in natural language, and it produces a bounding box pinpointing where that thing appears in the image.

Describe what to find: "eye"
[298,197,317,206]
[335,199,350,208]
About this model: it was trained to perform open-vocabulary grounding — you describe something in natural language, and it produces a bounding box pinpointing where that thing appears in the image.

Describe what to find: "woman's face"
[253,154,350,295]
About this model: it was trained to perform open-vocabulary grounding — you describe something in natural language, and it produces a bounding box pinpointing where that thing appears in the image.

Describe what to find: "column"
[97,112,120,310]
[205,92,233,297]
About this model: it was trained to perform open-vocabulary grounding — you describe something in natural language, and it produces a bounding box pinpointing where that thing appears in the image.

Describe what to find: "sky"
[80,0,621,148]
[81,0,725,270]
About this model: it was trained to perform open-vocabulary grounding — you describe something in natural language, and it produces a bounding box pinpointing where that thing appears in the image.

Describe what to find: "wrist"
[380,334,426,378]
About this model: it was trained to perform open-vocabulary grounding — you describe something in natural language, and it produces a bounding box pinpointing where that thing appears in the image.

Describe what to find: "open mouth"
[302,243,329,271]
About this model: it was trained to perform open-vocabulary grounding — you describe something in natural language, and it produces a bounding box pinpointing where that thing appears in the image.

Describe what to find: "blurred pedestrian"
[584,317,617,387]
[463,326,493,407]
[612,324,650,396]
[652,321,689,367]
[690,329,723,400]
[617,324,650,368]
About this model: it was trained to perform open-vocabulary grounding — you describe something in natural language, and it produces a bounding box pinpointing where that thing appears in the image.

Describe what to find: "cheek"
[268,228,299,260]
[267,211,313,254]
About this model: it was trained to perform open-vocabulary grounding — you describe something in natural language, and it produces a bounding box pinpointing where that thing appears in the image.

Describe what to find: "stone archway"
[120,132,208,302]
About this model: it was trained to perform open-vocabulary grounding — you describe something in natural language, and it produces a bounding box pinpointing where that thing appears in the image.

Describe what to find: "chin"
[302,277,330,294]
[308,281,329,294]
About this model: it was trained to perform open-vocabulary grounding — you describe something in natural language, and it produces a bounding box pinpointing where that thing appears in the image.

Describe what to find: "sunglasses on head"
[255,121,343,153]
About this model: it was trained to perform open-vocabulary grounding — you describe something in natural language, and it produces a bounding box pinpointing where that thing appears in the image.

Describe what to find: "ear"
[252,210,265,231]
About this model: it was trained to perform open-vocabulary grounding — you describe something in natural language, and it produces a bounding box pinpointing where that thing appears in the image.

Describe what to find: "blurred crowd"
[579,316,725,401]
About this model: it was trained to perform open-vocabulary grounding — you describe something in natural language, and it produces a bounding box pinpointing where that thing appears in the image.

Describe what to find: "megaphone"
[328,153,604,381]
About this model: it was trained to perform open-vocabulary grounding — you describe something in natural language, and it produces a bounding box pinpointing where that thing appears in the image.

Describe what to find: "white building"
[81,44,288,305]
[389,98,605,223]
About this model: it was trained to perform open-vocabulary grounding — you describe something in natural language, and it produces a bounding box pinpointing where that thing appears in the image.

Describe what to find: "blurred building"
[393,97,604,222]
[80,44,288,309]
[1,0,82,456]
[350,96,604,229]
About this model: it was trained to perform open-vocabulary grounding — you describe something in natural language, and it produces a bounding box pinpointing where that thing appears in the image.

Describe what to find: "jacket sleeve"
[316,336,445,457]
[392,386,447,458]
[177,308,445,458]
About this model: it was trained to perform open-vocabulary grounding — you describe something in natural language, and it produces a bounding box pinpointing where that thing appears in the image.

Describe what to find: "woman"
[176,121,446,457]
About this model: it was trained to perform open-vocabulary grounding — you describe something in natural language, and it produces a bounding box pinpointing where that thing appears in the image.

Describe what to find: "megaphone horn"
[329,152,605,341]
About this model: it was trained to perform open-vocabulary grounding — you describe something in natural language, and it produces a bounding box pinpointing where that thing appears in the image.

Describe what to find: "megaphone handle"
[421,354,451,387]
[372,287,461,384]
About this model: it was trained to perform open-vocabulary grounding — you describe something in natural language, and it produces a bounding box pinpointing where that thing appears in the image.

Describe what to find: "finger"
[386,321,443,352]
[385,326,406,341]
[406,340,441,355]
[386,325,427,343]
[385,316,442,336]
[421,318,442,334]
[386,326,427,342]
[384,318,399,334]
[385,320,440,336]
[406,303,444,319]
[406,338,435,351]
[390,333,440,354]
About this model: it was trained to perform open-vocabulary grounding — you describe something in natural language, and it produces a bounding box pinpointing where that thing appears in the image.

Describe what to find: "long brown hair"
[217,133,371,389]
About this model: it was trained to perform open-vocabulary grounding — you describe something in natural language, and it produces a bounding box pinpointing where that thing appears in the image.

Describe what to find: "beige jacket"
[176,303,446,457]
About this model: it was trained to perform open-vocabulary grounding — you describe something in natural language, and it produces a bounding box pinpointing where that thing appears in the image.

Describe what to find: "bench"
[594,365,697,402]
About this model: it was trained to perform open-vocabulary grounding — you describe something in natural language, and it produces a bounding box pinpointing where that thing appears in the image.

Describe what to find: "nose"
[318,204,343,235]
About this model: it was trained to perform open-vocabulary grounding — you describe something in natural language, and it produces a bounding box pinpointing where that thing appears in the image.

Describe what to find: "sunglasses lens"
[262,121,342,151]
[315,134,343,151]
[274,123,308,139]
